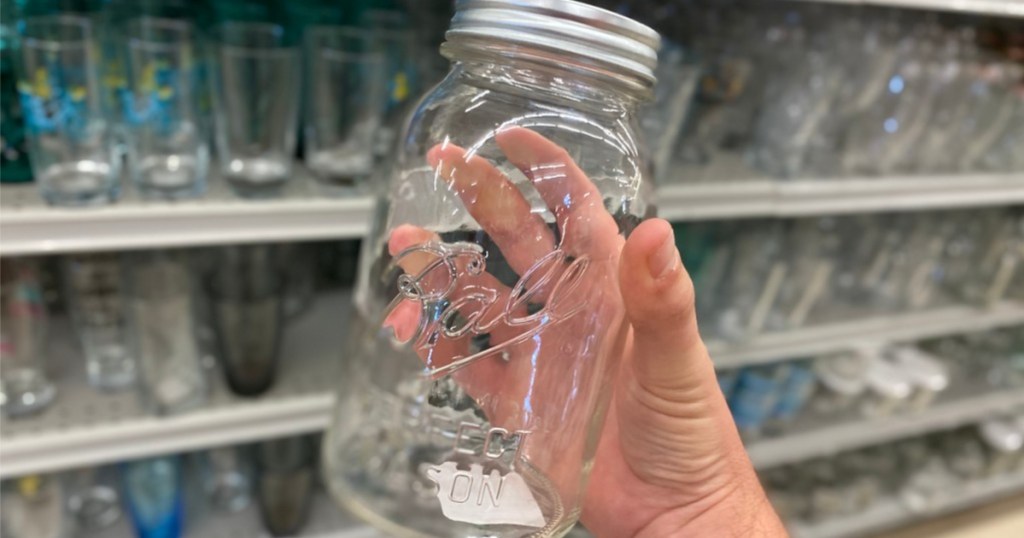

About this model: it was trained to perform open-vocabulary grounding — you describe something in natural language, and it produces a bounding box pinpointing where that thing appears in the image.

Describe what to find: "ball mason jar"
[323,1,659,536]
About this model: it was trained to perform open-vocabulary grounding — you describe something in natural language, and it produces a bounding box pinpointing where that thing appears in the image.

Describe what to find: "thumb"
[619,218,716,402]
[616,218,749,491]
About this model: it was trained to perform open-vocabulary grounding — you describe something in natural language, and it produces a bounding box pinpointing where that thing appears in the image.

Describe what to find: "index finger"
[495,127,622,258]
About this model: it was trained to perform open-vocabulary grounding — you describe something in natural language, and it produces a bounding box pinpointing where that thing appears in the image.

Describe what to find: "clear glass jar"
[322,1,658,536]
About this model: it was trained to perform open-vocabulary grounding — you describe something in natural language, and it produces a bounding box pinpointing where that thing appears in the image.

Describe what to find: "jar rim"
[444,0,660,92]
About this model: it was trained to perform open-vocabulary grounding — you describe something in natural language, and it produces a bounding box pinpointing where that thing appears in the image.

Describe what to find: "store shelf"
[747,389,1024,469]
[0,293,351,479]
[791,472,1024,538]
[658,173,1024,222]
[790,0,1024,18]
[0,168,374,256]
[709,300,1024,370]
[4,166,1023,256]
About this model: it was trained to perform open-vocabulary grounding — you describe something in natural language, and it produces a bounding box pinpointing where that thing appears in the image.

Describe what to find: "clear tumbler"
[1,258,57,417]
[303,26,386,189]
[126,251,207,415]
[63,253,136,390]
[210,23,300,198]
[17,16,121,206]
[322,1,659,536]
[122,17,208,198]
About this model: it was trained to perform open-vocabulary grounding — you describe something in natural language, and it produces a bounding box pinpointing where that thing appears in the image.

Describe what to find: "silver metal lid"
[445,0,660,89]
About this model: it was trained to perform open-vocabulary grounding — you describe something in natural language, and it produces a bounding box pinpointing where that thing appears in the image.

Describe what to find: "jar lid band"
[445,0,660,88]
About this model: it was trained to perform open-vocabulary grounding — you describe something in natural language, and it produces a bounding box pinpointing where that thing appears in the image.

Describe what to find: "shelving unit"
[747,389,1024,468]
[3,287,1019,479]
[791,472,1024,538]
[3,170,1022,255]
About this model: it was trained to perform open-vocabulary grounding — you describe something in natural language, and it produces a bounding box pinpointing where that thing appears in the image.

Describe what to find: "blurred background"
[0,0,1022,537]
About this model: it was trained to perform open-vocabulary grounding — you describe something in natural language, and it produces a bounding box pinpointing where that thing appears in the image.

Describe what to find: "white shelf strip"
[788,0,1024,18]
[0,168,375,256]
[3,171,1022,255]
[710,300,1024,370]
[791,472,1024,538]
[747,389,1024,469]
[658,173,1024,222]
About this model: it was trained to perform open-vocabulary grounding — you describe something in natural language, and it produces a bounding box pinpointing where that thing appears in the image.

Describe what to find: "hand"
[384,126,785,537]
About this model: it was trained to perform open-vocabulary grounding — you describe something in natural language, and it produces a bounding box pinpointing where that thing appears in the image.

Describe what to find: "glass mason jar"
[322,1,658,536]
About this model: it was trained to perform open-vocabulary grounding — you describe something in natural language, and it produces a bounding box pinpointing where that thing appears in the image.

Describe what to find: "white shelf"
[0,293,350,479]
[0,168,374,256]
[747,389,1024,469]
[790,0,1024,18]
[710,300,1024,370]
[4,167,1022,255]
[791,472,1024,538]
[658,173,1024,222]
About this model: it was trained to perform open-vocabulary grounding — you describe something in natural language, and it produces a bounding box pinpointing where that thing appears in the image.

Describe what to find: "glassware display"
[16,15,121,205]
[122,456,183,538]
[257,436,315,536]
[210,22,300,198]
[322,1,658,535]
[62,253,136,390]
[207,245,285,397]
[122,17,208,199]
[1,258,57,417]
[126,251,207,415]
[678,208,1024,341]
[303,26,386,190]
[763,420,1024,525]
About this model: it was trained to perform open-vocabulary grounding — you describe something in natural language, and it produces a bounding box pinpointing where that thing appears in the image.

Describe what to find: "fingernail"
[648,233,679,280]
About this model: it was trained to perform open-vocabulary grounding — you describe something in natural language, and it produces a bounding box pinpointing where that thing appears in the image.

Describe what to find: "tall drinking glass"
[17,16,120,205]
[122,17,208,199]
[122,456,183,538]
[63,253,136,390]
[303,26,386,190]
[126,251,207,415]
[207,245,285,397]
[257,436,315,536]
[0,258,57,417]
[359,11,419,160]
[210,23,300,198]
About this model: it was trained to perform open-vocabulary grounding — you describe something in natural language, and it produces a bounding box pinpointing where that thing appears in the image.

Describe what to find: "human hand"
[384,126,784,537]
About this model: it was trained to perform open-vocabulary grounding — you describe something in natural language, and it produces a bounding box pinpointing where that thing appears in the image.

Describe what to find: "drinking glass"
[210,23,300,198]
[201,446,253,513]
[207,245,285,397]
[303,26,386,190]
[122,17,208,198]
[126,251,207,415]
[257,436,315,536]
[0,258,57,417]
[0,475,67,538]
[359,10,419,160]
[63,253,136,390]
[122,456,183,538]
[17,15,120,205]
[65,466,123,532]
